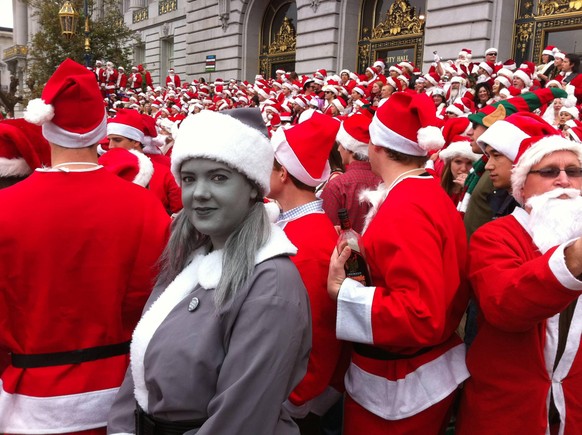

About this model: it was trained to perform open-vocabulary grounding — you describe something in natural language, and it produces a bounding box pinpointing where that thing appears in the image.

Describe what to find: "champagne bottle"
[337,208,372,286]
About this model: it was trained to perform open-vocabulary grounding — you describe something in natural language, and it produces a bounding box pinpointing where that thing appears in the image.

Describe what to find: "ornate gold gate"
[259,2,297,78]
[514,0,582,64]
[357,0,426,73]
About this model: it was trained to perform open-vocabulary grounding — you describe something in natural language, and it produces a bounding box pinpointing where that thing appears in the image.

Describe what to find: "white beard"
[527,188,582,254]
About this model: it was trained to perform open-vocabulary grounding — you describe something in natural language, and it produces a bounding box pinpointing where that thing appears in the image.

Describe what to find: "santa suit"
[116,71,127,90]
[129,72,142,91]
[557,72,582,105]
[149,159,183,215]
[104,68,118,95]
[0,168,170,434]
[337,175,470,433]
[456,208,582,435]
[165,73,181,88]
[277,208,346,417]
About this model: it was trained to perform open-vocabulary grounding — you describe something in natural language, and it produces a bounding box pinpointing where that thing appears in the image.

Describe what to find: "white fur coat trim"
[130,223,297,412]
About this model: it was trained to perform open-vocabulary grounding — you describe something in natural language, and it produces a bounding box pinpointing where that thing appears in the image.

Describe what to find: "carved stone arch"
[241,0,271,80]
[241,0,297,80]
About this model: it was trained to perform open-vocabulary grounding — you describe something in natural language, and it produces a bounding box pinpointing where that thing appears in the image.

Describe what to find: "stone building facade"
[4,0,582,89]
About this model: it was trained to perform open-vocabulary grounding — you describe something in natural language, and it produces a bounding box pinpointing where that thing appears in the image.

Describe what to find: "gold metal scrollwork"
[359,43,370,71]
[538,0,582,16]
[133,7,148,23]
[371,0,424,39]
[159,0,178,15]
[267,17,296,54]
[516,22,534,57]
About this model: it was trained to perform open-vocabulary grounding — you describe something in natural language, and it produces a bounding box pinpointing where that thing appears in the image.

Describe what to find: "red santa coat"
[0,168,170,434]
[456,208,582,435]
[279,211,346,416]
[149,159,183,214]
[336,175,470,426]
[117,72,127,89]
[165,74,181,88]
[129,72,142,91]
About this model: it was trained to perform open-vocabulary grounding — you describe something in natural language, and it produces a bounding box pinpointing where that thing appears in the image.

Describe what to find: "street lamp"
[58,1,92,68]
[58,1,79,39]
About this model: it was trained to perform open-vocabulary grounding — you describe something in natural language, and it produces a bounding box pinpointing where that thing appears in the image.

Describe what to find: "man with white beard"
[456,134,582,435]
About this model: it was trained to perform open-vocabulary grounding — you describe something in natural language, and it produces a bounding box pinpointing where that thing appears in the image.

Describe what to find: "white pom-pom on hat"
[418,125,446,151]
[24,99,55,126]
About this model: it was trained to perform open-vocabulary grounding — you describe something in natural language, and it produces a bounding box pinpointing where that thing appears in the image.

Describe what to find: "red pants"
[343,390,456,435]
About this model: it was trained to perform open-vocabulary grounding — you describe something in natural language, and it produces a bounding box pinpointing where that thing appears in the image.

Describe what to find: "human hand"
[327,245,350,301]
[454,172,468,186]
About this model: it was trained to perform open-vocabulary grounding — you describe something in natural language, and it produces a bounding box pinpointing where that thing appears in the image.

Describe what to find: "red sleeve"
[469,218,581,332]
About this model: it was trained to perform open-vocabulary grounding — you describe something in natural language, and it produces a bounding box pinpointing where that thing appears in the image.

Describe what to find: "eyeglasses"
[528,167,582,178]
[324,91,333,94]
[487,52,498,56]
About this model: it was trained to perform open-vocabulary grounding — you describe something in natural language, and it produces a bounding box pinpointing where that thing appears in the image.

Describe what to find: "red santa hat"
[458,48,472,59]
[478,61,495,76]
[314,69,327,80]
[373,59,386,71]
[336,113,371,156]
[503,59,517,71]
[511,135,582,204]
[172,108,273,194]
[477,112,558,160]
[513,68,532,88]
[442,117,471,142]
[24,58,107,148]
[0,119,51,177]
[272,111,340,187]
[554,50,566,60]
[98,148,154,187]
[107,108,146,143]
[293,95,309,109]
[352,85,366,96]
[485,47,498,55]
[388,65,402,75]
[424,72,441,87]
[542,45,557,56]
[331,96,348,114]
[369,92,445,156]
[566,124,582,143]
[495,75,512,89]
[446,97,475,117]
[439,136,480,163]
[386,77,403,92]
[398,60,414,72]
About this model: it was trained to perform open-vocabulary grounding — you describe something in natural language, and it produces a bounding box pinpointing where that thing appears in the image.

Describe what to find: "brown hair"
[382,147,428,167]
[273,159,316,192]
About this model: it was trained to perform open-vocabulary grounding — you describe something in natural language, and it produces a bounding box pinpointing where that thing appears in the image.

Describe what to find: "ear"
[250,186,259,201]
[279,165,290,183]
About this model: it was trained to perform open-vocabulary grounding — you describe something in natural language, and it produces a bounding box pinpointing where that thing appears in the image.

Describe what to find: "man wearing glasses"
[456,124,582,434]
[484,47,500,67]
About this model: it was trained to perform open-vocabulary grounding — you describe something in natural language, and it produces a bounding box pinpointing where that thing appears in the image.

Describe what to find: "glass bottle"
[337,208,372,286]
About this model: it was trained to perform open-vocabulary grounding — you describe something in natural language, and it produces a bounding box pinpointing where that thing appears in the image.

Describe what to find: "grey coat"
[107,226,311,435]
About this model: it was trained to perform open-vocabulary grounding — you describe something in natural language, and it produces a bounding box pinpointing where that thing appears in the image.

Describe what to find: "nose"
[555,170,571,187]
[485,159,493,171]
[192,180,210,200]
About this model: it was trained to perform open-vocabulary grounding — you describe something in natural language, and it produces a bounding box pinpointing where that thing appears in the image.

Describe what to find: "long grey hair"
[157,198,271,308]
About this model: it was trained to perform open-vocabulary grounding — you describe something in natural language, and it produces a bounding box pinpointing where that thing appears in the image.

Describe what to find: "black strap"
[353,343,433,361]
[11,341,130,368]
[135,405,206,435]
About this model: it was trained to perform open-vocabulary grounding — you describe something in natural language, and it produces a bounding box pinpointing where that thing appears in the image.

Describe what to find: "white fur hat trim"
[439,141,481,163]
[171,111,273,195]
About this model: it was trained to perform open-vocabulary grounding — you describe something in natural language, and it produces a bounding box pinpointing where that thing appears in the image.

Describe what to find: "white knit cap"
[171,108,273,195]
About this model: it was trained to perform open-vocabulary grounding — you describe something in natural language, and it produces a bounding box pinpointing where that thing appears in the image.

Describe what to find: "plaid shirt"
[320,161,382,234]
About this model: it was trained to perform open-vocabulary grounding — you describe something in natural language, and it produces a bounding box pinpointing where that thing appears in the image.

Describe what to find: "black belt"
[136,405,206,435]
[11,341,130,368]
[353,343,433,360]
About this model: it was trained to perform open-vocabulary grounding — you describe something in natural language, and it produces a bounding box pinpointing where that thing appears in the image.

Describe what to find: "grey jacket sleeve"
[196,259,311,435]
[107,364,137,434]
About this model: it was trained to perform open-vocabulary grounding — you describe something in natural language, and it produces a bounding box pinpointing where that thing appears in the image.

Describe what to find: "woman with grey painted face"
[108,108,312,435]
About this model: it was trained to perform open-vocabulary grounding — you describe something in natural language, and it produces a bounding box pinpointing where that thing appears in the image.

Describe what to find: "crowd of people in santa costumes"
[1,44,582,435]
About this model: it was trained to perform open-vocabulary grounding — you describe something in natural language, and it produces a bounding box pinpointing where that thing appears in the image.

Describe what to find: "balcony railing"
[133,7,148,23]
[3,45,28,62]
[159,0,177,15]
